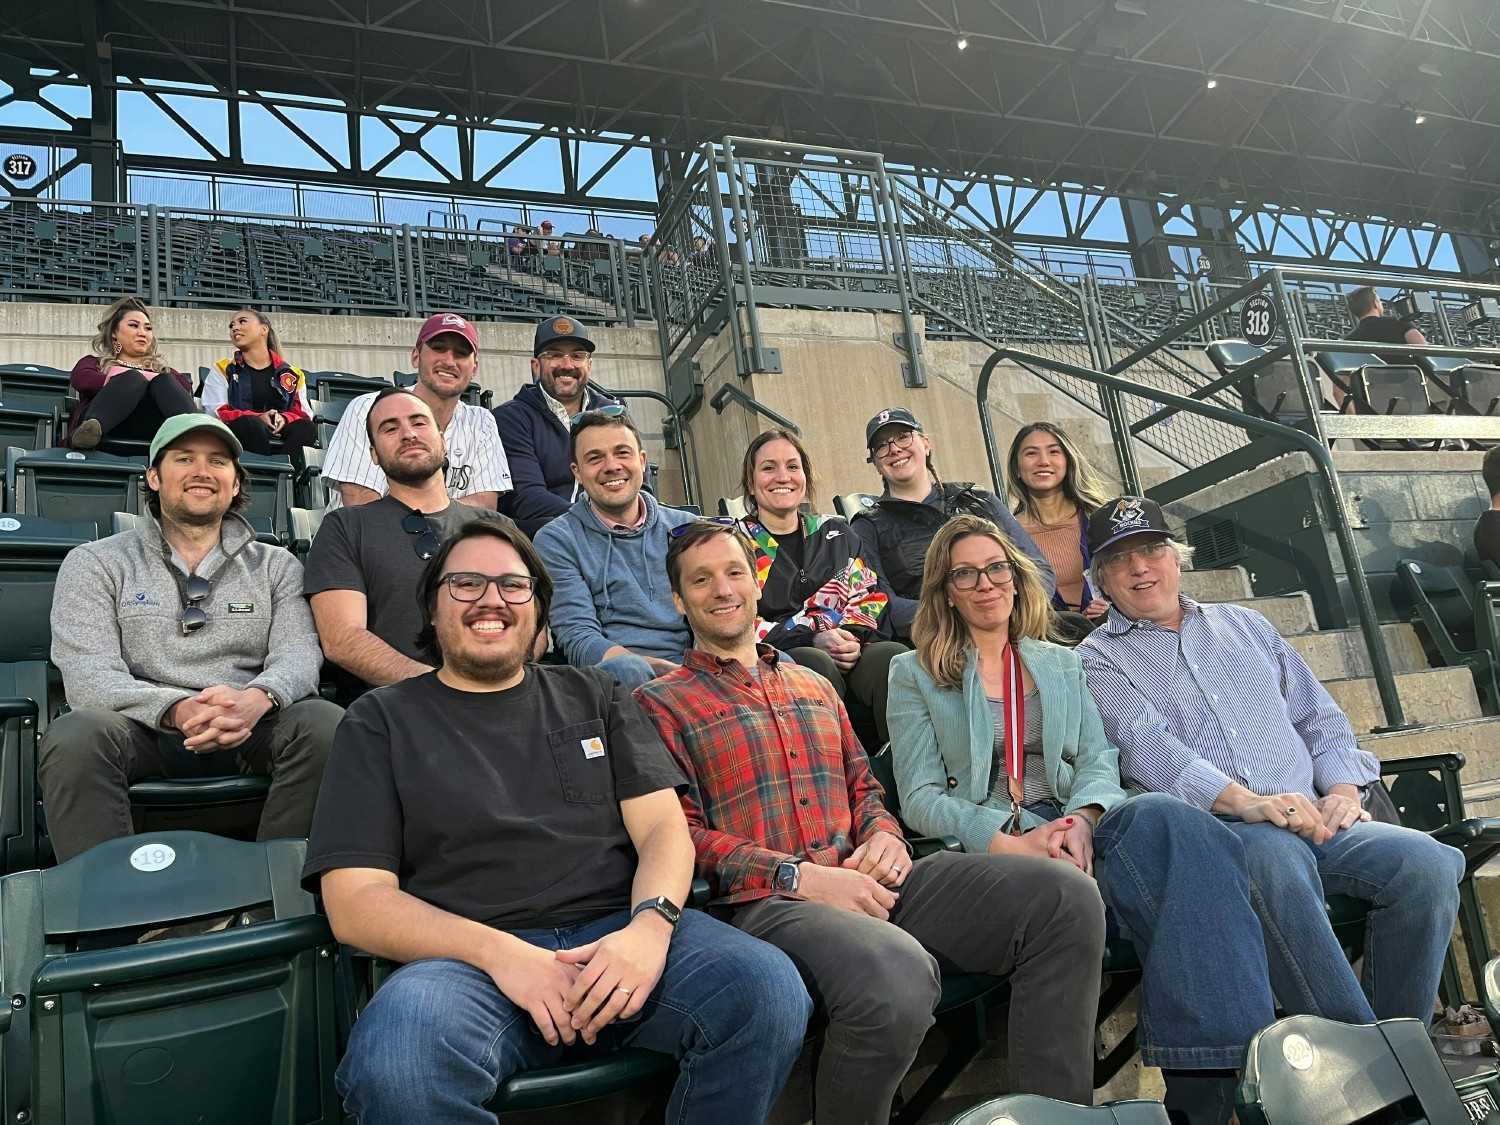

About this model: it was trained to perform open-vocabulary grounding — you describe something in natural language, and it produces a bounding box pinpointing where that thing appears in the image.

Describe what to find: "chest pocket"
[548,721,614,804]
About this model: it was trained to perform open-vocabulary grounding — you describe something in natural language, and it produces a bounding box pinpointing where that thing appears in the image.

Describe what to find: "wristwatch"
[774,859,802,895]
[260,688,282,713]
[631,896,682,929]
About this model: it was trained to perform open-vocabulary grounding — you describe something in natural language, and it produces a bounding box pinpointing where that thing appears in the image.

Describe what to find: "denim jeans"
[597,653,658,690]
[1223,817,1463,1022]
[337,908,810,1124]
[1087,793,1277,1070]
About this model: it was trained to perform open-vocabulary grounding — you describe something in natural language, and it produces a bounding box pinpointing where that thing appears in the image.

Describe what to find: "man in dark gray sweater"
[40,414,342,862]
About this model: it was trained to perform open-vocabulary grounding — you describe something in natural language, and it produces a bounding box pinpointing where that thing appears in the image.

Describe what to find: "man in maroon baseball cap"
[414,311,480,353]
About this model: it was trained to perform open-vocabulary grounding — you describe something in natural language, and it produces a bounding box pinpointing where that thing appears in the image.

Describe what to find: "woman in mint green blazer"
[886,515,1278,1125]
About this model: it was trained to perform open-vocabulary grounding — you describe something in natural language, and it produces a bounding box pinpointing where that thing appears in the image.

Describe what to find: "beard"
[379,446,446,486]
[435,614,537,687]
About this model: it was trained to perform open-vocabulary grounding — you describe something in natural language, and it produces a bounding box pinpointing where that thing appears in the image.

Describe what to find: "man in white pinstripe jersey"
[320,313,511,512]
[1078,495,1462,1033]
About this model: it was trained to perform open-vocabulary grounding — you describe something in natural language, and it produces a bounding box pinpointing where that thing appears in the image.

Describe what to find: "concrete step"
[1324,666,1482,733]
[1289,622,1429,680]
[1221,593,1318,635]
[1461,778,1500,818]
[1180,566,1253,602]
[1361,719,1500,787]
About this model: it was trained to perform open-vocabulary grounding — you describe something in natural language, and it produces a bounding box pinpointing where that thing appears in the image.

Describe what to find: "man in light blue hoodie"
[535,409,695,688]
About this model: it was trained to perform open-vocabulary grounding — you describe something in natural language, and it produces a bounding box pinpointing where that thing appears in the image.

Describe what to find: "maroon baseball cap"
[415,312,480,352]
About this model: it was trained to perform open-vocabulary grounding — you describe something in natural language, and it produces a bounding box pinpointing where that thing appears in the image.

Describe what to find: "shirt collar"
[682,644,780,677]
[588,495,646,532]
[1101,593,1201,634]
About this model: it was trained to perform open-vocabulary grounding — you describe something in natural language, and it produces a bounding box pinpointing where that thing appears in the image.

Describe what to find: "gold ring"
[1285,806,1298,816]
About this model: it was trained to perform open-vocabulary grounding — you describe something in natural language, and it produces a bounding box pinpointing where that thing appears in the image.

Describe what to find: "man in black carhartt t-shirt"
[303,519,807,1125]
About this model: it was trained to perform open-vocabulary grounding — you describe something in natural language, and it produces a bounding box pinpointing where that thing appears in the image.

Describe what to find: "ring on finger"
[1284,805,1298,816]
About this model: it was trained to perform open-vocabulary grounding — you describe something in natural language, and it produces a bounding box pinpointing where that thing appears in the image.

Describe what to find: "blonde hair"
[912,514,1055,689]
[91,297,168,373]
[1007,422,1111,522]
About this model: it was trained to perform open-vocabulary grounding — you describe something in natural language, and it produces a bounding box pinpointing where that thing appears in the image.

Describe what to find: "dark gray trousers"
[732,849,1106,1124]
[38,700,343,862]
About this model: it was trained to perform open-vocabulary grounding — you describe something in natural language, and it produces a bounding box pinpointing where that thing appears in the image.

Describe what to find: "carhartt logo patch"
[581,736,605,759]
[227,602,254,614]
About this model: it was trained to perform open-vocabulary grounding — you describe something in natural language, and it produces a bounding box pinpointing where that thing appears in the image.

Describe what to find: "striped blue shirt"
[1076,597,1379,810]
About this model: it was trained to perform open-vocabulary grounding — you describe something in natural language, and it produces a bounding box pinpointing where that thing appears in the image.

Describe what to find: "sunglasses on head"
[667,516,740,539]
[403,510,442,560]
[569,403,629,428]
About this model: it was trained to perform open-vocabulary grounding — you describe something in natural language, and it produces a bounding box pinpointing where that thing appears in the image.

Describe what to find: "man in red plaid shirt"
[635,521,1106,1125]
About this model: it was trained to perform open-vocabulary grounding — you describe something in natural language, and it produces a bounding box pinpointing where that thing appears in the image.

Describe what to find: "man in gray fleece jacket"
[534,409,695,688]
[40,414,342,862]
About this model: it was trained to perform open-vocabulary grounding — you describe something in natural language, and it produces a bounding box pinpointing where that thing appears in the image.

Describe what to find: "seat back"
[1236,1015,1467,1125]
[308,371,386,409]
[7,447,146,539]
[1204,340,1268,376]
[947,1094,1172,1124]
[0,364,74,418]
[717,495,749,519]
[1458,365,1500,416]
[0,832,339,1125]
[1205,341,1324,422]
[834,492,880,519]
[1357,364,1432,415]
[239,452,295,544]
[0,514,97,663]
[1395,559,1479,659]
[0,405,55,452]
[289,506,324,564]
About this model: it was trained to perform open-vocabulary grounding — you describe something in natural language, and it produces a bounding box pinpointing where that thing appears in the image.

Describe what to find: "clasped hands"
[167,685,274,752]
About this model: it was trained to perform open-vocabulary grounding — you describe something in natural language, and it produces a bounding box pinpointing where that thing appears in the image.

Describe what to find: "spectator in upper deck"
[1345,285,1429,351]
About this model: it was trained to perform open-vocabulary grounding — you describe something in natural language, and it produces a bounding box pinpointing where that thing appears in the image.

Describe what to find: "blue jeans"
[337,909,810,1124]
[1224,817,1463,1022]
[1088,793,1277,1069]
[597,653,658,689]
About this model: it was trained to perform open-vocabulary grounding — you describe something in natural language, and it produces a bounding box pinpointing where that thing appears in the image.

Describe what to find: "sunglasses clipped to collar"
[180,574,212,636]
[403,510,442,560]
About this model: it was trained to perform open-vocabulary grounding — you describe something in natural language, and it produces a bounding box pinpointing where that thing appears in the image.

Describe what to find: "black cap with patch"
[864,407,924,449]
[533,315,595,356]
[1087,496,1179,556]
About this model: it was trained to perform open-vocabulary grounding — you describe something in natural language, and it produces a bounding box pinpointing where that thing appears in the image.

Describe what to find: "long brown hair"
[232,307,282,358]
[739,429,816,516]
[91,296,168,372]
[912,514,1053,689]
[1006,421,1110,522]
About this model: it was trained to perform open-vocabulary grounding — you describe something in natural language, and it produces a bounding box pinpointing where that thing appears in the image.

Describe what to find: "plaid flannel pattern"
[635,645,902,906]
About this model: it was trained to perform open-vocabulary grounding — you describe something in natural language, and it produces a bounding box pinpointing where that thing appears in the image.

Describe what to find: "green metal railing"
[975,346,1414,732]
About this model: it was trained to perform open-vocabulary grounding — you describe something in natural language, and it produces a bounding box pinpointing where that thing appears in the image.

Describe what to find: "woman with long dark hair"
[887,515,1286,1124]
[1007,422,1112,621]
[67,297,197,449]
[201,308,317,459]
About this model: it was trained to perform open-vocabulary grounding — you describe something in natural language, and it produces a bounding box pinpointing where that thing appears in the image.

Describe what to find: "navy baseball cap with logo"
[864,407,924,449]
[1087,496,1179,556]
[533,315,595,356]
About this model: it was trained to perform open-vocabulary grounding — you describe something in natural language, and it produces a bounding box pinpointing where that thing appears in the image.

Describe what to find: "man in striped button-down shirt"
[1078,496,1462,1031]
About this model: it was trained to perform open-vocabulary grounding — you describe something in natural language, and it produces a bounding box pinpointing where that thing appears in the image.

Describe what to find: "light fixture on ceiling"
[1414,111,1427,124]
[1205,77,1218,89]
[956,36,968,50]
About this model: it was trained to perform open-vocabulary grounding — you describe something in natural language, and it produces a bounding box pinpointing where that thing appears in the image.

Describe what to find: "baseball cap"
[1087,496,1179,557]
[415,312,480,352]
[534,315,595,356]
[149,413,244,465]
[541,221,554,230]
[865,407,924,449]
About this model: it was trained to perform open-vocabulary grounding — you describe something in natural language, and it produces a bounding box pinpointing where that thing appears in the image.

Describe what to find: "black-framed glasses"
[946,561,1013,590]
[668,516,740,539]
[436,572,538,604]
[402,510,442,560]
[569,403,628,428]
[871,429,918,458]
[181,574,212,635]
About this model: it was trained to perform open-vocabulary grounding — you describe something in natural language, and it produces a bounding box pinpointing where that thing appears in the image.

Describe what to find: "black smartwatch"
[773,859,802,895]
[631,896,682,929]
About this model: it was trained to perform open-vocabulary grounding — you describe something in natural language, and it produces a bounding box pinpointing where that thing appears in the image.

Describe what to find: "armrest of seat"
[687,877,710,909]
[912,836,962,857]
[1381,752,1466,778]
[1431,817,1500,876]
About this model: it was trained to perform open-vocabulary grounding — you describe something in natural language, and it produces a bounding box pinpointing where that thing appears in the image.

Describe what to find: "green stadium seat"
[239,452,296,545]
[6,447,146,539]
[308,371,388,409]
[946,1095,1170,1124]
[0,404,56,452]
[1236,1015,1467,1124]
[0,832,340,1124]
[0,514,96,664]
[834,492,879,519]
[295,446,327,510]
[0,364,75,420]
[289,506,324,564]
[1395,559,1500,713]
[717,496,749,519]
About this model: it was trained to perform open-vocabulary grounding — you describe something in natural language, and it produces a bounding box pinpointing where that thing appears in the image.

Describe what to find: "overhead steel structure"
[1,0,1498,276]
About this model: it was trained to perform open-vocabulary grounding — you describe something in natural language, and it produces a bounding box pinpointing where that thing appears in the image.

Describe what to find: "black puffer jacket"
[850,483,1055,642]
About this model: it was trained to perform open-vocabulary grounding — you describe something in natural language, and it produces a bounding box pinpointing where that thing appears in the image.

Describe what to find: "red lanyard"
[997,643,1028,835]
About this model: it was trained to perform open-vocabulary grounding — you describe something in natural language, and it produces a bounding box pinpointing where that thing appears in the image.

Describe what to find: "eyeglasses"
[537,349,592,363]
[436,572,538,604]
[946,561,1013,590]
[569,403,628,428]
[668,516,741,539]
[1097,540,1173,574]
[871,430,917,458]
[180,574,212,635]
[402,510,442,560]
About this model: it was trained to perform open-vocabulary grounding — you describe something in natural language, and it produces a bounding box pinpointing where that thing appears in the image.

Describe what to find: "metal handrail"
[976,347,1411,733]
[709,384,801,435]
[591,383,697,509]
